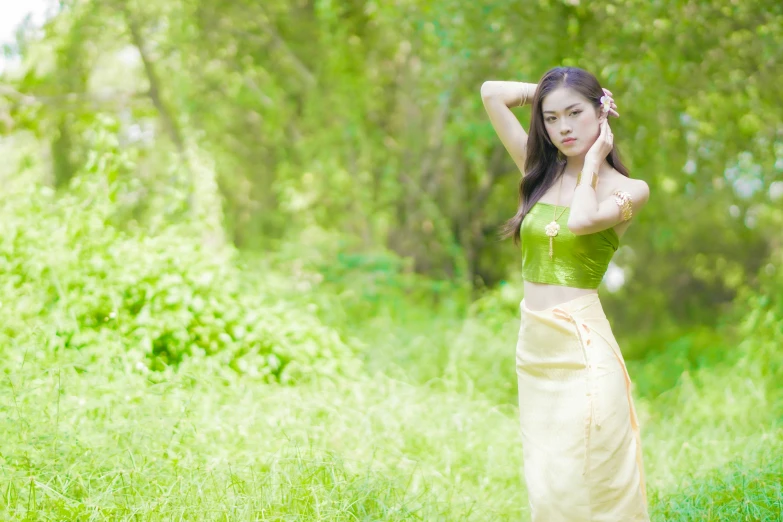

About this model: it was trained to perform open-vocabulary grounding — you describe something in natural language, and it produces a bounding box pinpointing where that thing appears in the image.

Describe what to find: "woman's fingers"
[603,120,613,142]
[607,97,619,118]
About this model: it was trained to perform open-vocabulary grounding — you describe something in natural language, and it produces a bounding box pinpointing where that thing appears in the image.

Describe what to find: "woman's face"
[541,87,604,157]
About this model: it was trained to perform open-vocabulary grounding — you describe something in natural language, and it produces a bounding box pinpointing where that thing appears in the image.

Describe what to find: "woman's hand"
[585,118,614,166]
[584,89,618,166]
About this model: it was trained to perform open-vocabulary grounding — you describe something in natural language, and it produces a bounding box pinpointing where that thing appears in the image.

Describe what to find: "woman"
[481,67,651,521]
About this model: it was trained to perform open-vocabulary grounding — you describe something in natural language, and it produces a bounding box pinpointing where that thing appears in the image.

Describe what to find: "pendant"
[545,221,559,260]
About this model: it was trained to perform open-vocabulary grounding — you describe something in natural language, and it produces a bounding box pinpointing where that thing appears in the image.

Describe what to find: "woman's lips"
[562,138,577,145]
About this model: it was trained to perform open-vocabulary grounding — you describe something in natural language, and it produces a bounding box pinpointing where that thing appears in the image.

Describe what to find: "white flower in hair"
[600,95,611,114]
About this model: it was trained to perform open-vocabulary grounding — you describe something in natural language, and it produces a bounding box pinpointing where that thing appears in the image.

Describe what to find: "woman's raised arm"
[480,81,537,175]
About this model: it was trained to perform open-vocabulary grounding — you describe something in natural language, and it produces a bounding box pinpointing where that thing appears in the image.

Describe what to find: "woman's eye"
[546,117,556,123]
[571,111,582,116]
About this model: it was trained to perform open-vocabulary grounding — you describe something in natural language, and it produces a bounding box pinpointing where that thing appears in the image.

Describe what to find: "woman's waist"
[521,282,600,313]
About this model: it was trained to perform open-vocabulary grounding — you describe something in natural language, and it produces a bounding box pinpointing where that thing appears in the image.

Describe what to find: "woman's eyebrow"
[543,103,582,114]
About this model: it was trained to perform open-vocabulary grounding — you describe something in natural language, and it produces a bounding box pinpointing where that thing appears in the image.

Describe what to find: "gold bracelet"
[518,89,528,107]
[576,170,598,189]
[612,190,633,221]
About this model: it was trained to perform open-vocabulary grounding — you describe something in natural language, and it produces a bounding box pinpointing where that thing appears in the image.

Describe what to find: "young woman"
[481,67,651,521]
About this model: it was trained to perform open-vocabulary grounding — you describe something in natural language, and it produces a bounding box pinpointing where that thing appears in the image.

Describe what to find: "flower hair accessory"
[600,95,612,114]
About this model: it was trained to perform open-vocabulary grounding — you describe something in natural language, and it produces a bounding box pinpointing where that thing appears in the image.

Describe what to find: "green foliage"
[0,131,358,385]
[1,2,783,520]
[4,0,783,346]
[467,277,526,329]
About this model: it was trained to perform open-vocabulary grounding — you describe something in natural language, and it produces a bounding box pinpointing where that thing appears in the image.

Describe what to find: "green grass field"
[3,285,781,521]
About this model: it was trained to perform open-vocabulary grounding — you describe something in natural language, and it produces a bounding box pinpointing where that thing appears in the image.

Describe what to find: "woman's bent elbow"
[480,81,497,99]
[567,220,591,236]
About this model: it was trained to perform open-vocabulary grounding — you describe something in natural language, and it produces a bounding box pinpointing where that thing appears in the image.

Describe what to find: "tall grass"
[3,280,782,520]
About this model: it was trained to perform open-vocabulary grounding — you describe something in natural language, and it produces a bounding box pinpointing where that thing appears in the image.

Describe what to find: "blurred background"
[1,1,782,520]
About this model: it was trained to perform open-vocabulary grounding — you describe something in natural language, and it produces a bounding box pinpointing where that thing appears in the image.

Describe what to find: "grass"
[651,454,783,521]
[1,332,525,520]
[2,284,782,521]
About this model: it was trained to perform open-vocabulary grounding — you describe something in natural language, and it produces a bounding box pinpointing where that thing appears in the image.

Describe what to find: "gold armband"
[576,170,598,189]
[612,190,633,221]
[517,89,528,107]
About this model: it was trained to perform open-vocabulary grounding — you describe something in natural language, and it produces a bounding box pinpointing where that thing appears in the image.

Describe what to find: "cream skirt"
[516,293,649,521]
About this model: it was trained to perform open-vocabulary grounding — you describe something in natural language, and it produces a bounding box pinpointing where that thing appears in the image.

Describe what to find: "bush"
[0,131,359,384]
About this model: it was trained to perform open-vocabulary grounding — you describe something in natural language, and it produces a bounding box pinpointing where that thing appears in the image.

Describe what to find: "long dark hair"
[499,66,629,246]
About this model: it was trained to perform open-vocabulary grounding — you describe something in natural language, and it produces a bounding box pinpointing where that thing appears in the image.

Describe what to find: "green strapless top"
[520,202,619,289]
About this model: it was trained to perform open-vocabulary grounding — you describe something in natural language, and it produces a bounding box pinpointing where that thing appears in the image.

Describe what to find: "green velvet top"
[520,202,619,289]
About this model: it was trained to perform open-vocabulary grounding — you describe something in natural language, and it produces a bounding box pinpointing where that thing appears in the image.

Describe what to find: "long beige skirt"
[516,293,649,521]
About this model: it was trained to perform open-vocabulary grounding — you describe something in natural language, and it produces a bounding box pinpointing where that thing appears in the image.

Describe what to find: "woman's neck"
[564,152,588,177]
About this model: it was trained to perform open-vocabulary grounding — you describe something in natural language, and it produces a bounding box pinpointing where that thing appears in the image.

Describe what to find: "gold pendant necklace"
[545,174,568,260]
